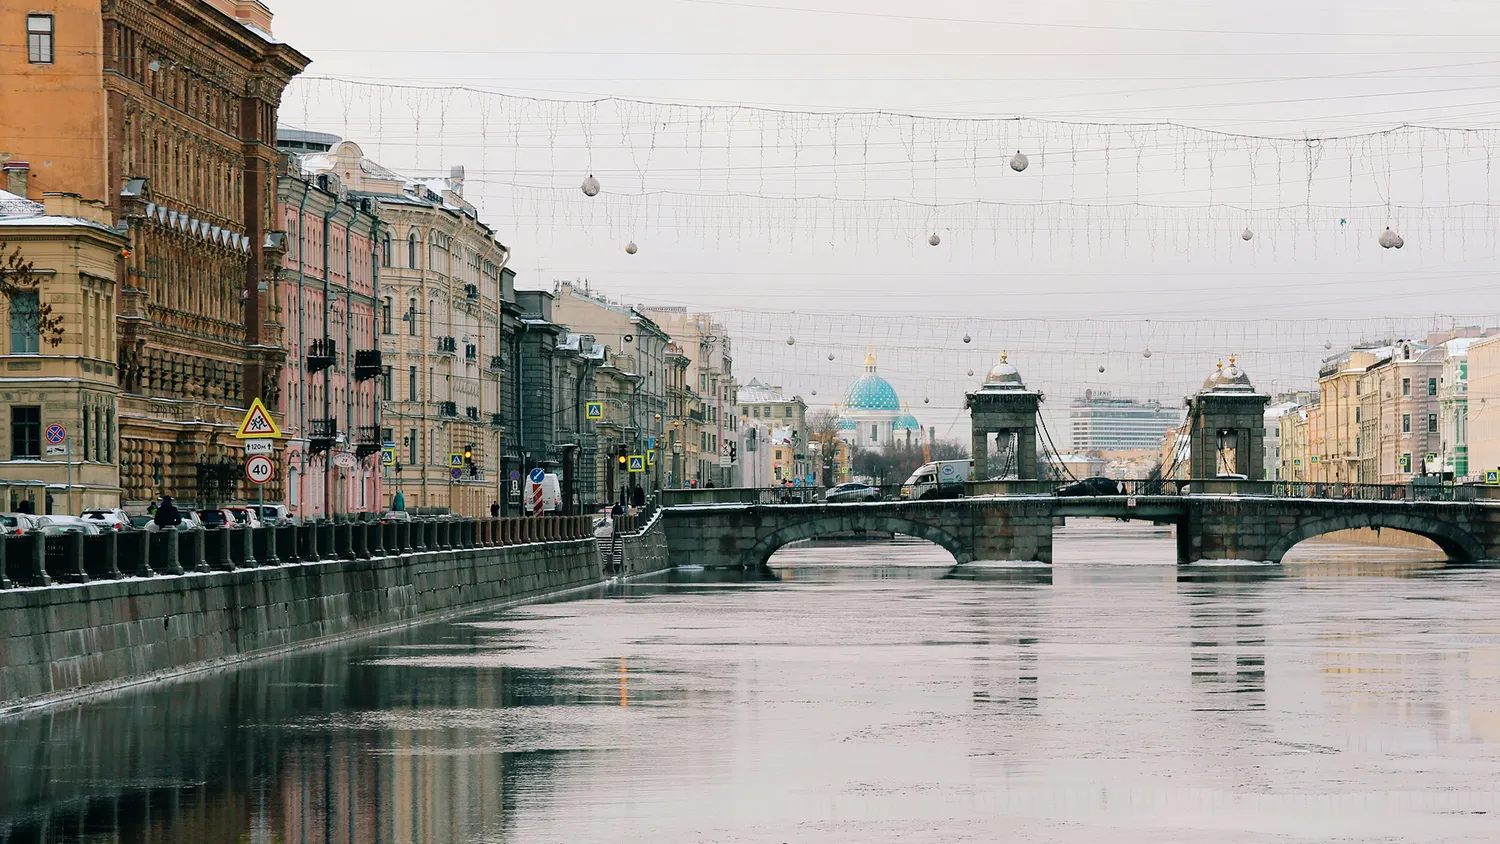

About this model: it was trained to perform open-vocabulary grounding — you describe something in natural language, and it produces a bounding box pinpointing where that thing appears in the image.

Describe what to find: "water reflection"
[4,528,1500,843]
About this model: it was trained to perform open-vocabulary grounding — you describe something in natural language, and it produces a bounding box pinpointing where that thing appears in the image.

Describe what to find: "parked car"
[35,516,101,536]
[194,509,232,529]
[128,514,159,532]
[0,512,40,535]
[1057,477,1124,497]
[823,482,882,503]
[380,510,413,523]
[82,508,131,531]
[1215,473,1250,481]
[223,506,263,529]
[250,504,293,526]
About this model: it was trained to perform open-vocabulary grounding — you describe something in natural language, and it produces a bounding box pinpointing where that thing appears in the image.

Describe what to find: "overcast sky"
[271,0,1500,436]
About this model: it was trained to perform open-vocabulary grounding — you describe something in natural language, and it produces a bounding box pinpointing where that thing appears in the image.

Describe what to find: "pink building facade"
[275,157,385,520]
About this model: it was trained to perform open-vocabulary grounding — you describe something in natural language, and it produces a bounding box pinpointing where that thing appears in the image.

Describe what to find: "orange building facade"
[1,0,307,506]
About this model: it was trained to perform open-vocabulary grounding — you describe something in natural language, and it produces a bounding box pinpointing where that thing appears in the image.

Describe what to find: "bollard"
[278,524,297,563]
[240,521,255,565]
[317,522,334,560]
[385,521,398,554]
[183,528,207,573]
[297,524,316,561]
[23,532,49,586]
[83,531,122,580]
[337,522,355,560]
[411,520,425,553]
[352,522,368,560]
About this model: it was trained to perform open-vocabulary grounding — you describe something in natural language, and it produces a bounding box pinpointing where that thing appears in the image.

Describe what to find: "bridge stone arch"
[1265,512,1484,564]
[745,514,974,568]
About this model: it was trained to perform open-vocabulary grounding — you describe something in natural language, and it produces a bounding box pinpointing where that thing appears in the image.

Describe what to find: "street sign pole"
[65,439,72,514]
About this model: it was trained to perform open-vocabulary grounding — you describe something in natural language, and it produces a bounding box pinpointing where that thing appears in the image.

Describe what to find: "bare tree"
[0,243,63,347]
[805,408,843,486]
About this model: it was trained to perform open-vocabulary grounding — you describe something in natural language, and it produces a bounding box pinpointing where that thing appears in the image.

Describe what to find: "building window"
[27,15,53,64]
[752,406,760,417]
[408,429,417,465]
[381,297,392,333]
[10,406,39,458]
[784,406,792,418]
[1428,413,1438,433]
[381,366,392,397]
[408,366,418,402]
[407,232,418,268]
[1401,413,1411,434]
[407,298,417,336]
[9,291,39,354]
[1428,377,1438,396]
[870,424,878,443]
[1401,378,1410,396]
[1354,407,1360,423]
[381,233,391,267]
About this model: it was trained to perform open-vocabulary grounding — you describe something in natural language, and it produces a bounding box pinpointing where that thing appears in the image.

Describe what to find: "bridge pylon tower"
[966,353,1043,480]
[1185,357,1270,480]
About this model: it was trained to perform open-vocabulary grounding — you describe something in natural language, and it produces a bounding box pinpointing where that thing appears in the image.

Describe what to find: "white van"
[524,473,563,514]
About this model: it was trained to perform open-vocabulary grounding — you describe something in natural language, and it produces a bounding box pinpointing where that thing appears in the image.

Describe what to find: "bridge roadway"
[659,493,1500,567]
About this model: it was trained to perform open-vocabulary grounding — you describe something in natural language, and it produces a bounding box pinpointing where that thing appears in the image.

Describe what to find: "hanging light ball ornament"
[1010,151,1029,172]
[624,241,637,255]
[924,397,930,404]
[1378,227,1404,249]
[967,369,975,377]
[1325,340,1333,350]
[580,174,600,197]
[827,352,835,361]
[1098,364,1106,373]
[786,336,796,346]
[929,232,941,247]
[1241,228,1254,242]
[962,333,972,344]
[1143,347,1153,359]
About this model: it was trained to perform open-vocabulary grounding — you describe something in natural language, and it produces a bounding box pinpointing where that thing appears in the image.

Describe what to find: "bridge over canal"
[660,490,1499,567]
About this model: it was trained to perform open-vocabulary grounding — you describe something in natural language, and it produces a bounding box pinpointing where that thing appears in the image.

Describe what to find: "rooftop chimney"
[4,161,30,198]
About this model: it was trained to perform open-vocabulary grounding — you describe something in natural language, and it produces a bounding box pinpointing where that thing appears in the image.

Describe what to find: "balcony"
[463,283,479,300]
[309,418,338,454]
[354,424,382,459]
[354,349,382,382]
[487,354,504,372]
[464,343,478,362]
[490,412,504,428]
[465,405,480,421]
[438,401,457,418]
[436,336,456,355]
[307,338,336,375]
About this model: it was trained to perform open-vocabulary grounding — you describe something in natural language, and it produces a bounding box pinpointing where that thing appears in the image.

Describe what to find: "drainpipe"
[295,182,311,519]
[322,193,340,519]
[343,202,359,518]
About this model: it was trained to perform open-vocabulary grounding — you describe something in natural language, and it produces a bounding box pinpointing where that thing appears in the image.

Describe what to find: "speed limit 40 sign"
[245,454,275,485]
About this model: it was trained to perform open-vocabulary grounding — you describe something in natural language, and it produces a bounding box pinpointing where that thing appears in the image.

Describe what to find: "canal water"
[4,521,1499,843]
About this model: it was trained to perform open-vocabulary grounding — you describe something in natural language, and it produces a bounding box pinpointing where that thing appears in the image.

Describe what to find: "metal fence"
[0,515,599,590]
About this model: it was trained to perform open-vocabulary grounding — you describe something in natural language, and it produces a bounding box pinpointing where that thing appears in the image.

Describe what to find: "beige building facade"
[303,143,511,515]
[0,191,127,512]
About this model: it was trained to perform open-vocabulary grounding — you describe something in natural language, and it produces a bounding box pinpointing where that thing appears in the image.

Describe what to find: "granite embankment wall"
[0,522,671,716]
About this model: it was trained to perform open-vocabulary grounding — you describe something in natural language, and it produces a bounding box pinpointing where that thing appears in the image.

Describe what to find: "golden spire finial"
[1216,359,1224,370]
[1228,354,1237,366]
[863,345,877,366]
[1000,351,1008,363]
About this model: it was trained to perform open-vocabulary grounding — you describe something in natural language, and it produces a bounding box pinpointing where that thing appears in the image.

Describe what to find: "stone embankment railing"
[0,516,597,589]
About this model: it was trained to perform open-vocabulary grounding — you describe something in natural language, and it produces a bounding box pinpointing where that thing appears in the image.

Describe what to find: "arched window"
[381,232,391,267]
[407,231,419,269]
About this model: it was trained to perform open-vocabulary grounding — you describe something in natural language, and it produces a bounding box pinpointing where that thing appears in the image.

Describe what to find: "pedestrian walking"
[490,501,500,518]
[153,496,181,528]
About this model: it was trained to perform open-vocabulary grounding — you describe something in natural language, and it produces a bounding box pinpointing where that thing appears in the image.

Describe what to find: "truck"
[899,459,972,500]
[523,472,563,514]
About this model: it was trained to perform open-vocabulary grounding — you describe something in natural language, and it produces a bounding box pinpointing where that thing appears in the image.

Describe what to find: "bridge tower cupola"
[1185,356,1271,480]
[966,352,1043,480]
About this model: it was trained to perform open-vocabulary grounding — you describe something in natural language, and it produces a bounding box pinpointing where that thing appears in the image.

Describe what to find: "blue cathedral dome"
[893,407,921,431]
[842,351,902,411]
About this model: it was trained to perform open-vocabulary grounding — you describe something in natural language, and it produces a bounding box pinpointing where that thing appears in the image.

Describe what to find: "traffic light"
[463,444,474,463]
[617,444,627,465]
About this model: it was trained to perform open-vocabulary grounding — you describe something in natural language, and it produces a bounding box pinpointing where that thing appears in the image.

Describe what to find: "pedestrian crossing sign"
[585,401,604,420]
[1487,470,1499,485]
[234,397,281,439]
[646,449,656,467]
[381,447,396,467]
[449,452,464,468]
[628,454,645,473]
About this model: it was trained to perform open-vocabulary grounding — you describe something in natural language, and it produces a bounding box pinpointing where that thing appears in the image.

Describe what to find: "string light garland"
[286,77,1500,255]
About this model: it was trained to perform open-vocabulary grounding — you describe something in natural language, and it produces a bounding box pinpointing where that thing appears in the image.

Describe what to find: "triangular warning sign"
[235,397,282,439]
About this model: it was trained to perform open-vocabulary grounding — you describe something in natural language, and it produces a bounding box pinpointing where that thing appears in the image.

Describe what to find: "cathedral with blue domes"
[835,351,921,449]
